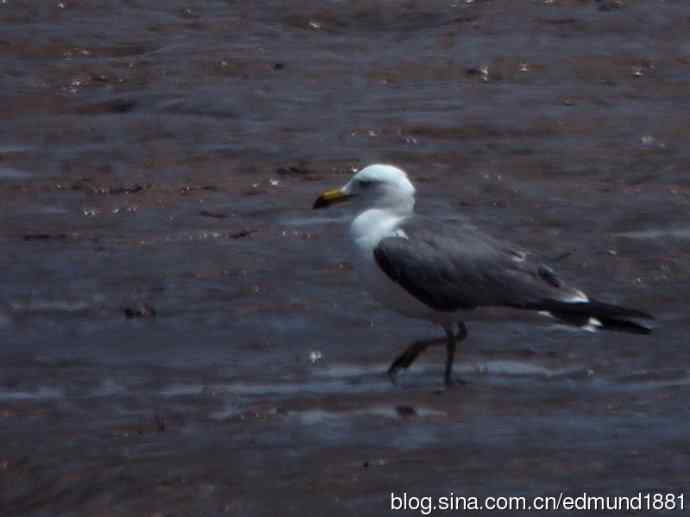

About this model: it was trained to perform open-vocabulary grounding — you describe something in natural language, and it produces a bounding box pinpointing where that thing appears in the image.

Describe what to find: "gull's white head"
[313,164,415,213]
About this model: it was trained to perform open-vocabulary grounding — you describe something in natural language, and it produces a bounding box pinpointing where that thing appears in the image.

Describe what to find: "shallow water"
[2,0,690,515]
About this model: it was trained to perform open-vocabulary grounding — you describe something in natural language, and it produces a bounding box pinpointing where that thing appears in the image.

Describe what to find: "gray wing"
[373,218,577,312]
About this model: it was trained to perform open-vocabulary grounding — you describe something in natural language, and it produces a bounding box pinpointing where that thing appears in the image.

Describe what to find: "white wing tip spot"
[564,289,589,303]
[582,317,603,332]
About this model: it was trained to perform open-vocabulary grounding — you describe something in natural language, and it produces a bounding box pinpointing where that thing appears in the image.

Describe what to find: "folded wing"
[373,219,652,333]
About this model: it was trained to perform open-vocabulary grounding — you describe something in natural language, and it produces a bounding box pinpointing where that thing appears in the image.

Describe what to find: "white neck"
[349,204,413,254]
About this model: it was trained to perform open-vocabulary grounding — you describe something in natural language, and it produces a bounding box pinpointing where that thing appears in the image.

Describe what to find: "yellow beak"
[313,188,353,209]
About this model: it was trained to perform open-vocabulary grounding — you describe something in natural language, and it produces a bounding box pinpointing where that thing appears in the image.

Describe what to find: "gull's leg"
[444,322,468,387]
[387,336,445,383]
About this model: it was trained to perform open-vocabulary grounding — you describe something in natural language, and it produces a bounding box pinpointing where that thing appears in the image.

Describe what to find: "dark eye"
[358,179,376,189]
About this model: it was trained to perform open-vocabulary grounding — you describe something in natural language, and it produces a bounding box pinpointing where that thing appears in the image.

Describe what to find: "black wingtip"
[598,317,653,335]
[533,299,655,335]
[588,299,655,321]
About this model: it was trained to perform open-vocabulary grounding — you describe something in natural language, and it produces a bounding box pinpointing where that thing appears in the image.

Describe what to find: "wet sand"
[2,0,690,515]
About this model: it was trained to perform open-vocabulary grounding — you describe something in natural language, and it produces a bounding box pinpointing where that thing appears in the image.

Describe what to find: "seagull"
[313,164,653,386]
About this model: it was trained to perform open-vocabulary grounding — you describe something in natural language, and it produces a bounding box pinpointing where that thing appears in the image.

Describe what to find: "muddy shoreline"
[2,1,690,515]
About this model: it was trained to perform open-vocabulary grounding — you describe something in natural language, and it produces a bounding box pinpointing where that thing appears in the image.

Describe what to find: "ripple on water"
[210,403,243,420]
[0,387,63,400]
[316,360,585,380]
[0,167,32,180]
[0,145,34,154]
[91,379,128,397]
[21,205,70,216]
[9,300,91,313]
[160,377,392,399]
[464,359,586,378]
[280,214,352,226]
[607,369,690,391]
[314,363,391,379]
[288,406,445,424]
[169,361,590,408]
[616,227,690,240]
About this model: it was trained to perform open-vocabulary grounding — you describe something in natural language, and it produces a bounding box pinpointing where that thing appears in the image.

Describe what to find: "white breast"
[348,209,439,321]
[349,209,404,252]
